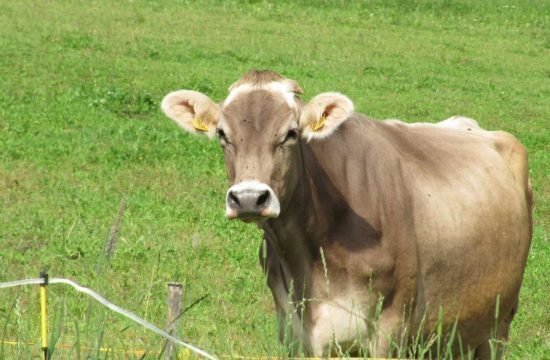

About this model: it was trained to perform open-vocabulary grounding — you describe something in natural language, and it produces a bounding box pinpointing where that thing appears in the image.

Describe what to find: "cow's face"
[162,70,353,222]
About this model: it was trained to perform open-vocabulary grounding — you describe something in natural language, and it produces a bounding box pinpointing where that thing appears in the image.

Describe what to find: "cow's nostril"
[256,190,270,207]
[228,191,240,208]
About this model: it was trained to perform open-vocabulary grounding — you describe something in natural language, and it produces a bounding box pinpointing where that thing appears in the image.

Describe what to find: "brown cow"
[161,70,532,358]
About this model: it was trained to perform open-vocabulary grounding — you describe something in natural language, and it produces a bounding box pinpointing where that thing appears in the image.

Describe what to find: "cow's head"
[161,70,353,222]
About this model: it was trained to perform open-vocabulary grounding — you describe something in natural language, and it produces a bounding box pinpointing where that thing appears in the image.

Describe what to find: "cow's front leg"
[259,239,309,354]
[369,307,404,357]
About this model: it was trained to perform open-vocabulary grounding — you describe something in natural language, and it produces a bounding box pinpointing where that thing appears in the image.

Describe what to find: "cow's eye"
[282,129,299,144]
[217,128,229,143]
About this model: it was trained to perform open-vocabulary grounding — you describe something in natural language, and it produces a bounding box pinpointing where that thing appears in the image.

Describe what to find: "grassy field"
[0,0,548,358]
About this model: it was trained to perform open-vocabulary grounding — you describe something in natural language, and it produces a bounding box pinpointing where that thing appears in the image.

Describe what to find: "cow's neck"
[260,141,318,297]
[261,138,383,298]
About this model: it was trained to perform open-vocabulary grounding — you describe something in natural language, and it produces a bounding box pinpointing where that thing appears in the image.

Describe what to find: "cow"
[161,70,533,359]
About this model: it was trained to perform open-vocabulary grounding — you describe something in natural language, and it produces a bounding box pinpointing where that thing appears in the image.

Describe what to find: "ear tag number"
[192,118,209,132]
[312,116,326,132]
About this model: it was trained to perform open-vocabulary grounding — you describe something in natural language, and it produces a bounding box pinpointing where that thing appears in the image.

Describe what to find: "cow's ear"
[161,90,220,138]
[299,92,354,140]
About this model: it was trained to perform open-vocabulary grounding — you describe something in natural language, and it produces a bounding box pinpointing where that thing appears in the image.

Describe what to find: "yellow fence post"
[39,272,49,360]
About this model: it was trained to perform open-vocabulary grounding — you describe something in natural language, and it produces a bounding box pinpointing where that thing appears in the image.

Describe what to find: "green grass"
[0,0,548,358]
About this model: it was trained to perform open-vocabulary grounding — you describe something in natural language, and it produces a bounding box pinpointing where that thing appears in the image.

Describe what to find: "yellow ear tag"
[192,117,209,132]
[312,116,326,132]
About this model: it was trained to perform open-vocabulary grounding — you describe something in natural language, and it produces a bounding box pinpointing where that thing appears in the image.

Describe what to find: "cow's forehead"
[221,88,295,133]
[224,80,298,108]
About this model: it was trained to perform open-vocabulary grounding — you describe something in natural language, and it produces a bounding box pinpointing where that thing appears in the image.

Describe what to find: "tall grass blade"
[48,298,66,359]
[73,318,82,360]
[86,198,127,357]
[0,292,18,359]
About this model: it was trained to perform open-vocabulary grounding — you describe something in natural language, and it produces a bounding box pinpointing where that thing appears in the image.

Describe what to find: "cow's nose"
[226,181,280,221]
[228,188,270,212]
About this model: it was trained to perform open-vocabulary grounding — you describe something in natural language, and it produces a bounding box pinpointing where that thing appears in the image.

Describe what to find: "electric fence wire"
[0,277,218,360]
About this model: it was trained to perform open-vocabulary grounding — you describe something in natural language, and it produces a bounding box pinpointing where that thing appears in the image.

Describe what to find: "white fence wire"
[0,277,217,360]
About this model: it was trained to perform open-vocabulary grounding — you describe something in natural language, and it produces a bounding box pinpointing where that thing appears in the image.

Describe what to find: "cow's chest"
[308,292,370,355]
[263,220,393,355]
[302,237,401,355]
[304,260,381,355]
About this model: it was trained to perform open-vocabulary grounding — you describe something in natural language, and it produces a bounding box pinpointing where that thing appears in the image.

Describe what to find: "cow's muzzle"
[225,181,280,221]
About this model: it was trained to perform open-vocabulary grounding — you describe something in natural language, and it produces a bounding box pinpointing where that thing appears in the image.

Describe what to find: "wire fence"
[0,277,403,360]
[0,277,217,360]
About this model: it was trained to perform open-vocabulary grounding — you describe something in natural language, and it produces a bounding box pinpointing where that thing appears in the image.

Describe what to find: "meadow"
[0,0,548,358]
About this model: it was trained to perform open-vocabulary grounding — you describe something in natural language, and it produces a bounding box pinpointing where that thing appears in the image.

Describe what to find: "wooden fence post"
[165,282,183,360]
